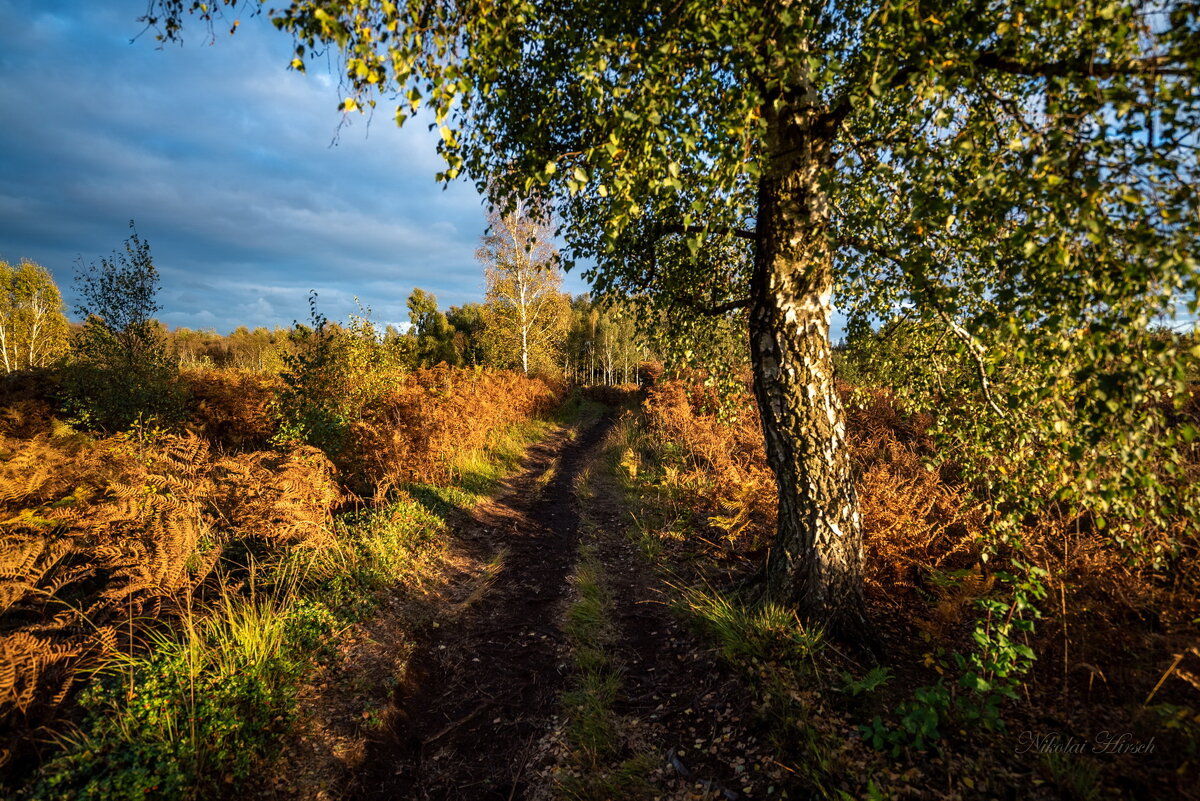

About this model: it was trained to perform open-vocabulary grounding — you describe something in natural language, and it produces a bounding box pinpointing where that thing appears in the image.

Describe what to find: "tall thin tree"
[478,204,570,376]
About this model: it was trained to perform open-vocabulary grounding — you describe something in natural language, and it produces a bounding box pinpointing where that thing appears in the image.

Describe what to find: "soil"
[554,458,790,801]
[353,415,614,800]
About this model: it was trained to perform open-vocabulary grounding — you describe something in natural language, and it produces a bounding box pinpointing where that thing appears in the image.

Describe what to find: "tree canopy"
[145,1,1197,304]
[407,287,458,366]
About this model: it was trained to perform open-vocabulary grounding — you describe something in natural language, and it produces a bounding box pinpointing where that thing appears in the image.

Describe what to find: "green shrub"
[273,294,410,456]
[61,223,185,431]
[25,599,337,801]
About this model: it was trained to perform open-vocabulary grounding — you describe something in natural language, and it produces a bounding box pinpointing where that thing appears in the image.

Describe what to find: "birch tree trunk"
[28,289,42,368]
[0,324,10,374]
[749,95,867,638]
[521,324,529,375]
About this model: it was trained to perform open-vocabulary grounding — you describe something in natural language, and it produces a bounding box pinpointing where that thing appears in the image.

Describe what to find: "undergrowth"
[604,376,1200,800]
[21,417,545,799]
[1,366,560,799]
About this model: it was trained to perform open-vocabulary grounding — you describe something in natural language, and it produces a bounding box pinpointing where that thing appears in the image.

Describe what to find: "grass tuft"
[673,583,824,668]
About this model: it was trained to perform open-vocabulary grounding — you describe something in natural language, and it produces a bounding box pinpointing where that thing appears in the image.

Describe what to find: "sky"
[0,0,591,333]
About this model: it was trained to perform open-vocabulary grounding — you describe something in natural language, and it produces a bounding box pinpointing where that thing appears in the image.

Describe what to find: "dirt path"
[342,409,781,801]
[354,414,615,800]
[559,451,781,801]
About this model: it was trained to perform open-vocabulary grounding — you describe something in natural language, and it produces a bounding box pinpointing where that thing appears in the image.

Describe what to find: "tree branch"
[655,223,758,242]
[931,308,1008,419]
[839,232,1007,417]
[976,51,1188,79]
[681,296,751,316]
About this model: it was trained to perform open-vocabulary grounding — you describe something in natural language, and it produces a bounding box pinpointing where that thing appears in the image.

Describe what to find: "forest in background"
[1,251,645,390]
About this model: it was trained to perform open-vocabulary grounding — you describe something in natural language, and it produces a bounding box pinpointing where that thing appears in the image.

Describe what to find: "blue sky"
[0,0,591,333]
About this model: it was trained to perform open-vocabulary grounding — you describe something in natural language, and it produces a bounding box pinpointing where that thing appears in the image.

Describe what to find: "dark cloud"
[0,0,590,334]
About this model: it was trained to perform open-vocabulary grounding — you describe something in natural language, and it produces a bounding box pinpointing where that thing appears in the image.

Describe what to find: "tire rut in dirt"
[355,415,614,801]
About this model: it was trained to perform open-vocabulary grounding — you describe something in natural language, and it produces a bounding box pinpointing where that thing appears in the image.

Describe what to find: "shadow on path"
[355,413,615,801]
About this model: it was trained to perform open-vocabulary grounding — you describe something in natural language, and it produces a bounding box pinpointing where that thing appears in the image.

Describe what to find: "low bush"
[180,369,283,449]
[0,428,341,760]
[343,366,560,497]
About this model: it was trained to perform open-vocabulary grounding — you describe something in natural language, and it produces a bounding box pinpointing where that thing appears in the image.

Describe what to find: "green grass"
[558,546,657,800]
[450,417,556,494]
[535,457,559,490]
[672,583,824,668]
[597,414,674,563]
[1040,752,1103,801]
[555,464,656,801]
[565,557,608,640]
[562,672,622,763]
[562,546,620,766]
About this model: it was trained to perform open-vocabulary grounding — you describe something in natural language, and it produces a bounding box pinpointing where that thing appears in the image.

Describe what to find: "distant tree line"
[5,265,650,383]
[1,215,651,433]
[167,205,653,384]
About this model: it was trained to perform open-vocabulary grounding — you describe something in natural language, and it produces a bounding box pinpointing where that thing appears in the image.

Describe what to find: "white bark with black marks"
[750,91,867,638]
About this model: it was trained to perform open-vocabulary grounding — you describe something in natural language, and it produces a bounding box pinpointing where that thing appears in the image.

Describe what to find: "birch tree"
[478,206,570,376]
[65,225,183,430]
[0,259,70,373]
